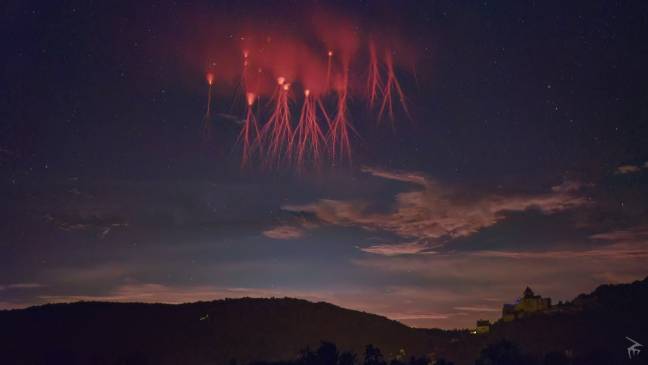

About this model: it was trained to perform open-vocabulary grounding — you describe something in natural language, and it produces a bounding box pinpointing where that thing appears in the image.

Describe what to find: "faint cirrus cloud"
[262,225,304,240]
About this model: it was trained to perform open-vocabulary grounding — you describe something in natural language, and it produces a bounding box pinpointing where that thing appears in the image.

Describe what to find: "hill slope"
[433,276,648,365]
[2,277,648,365]
[0,297,431,365]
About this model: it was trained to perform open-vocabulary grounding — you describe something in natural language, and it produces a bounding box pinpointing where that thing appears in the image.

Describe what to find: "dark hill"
[2,277,648,365]
[0,297,431,365]
[433,276,648,365]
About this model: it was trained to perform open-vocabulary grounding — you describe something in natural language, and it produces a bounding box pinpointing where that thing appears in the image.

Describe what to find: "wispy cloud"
[590,225,648,243]
[0,146,18,161]
[360,241,435,256]
[44,213,128,239]
[453,306,500,312]
[470,244,648,260]
[0,283,43,291]
[285,167,589,255]
[381,312,451,320]
[615,163,646,174]
[262,225,305,240]
[37,284,334,305]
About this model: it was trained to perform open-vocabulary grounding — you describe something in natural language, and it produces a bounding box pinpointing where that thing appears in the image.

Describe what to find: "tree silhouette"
[542,351,571,365]
[316,342,340,365]
[409,356,433,365]
[364,345,386,365]
[475,340,536,365]
[339,351,358,365]
[297,342,357,365]
[435,358,454,365]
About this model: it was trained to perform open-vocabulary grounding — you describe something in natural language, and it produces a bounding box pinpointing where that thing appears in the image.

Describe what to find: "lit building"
[475,319,491,334]
[501,287,551,321]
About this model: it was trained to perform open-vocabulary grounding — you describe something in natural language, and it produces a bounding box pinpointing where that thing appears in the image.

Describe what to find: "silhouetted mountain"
[2,277,648,365]
[0,298,430,365]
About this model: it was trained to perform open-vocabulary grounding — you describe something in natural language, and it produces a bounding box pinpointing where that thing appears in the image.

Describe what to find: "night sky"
[2,0,648,329]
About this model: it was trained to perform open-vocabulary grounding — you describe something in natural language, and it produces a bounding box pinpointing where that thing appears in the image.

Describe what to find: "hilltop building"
[502,287,551,321]
[475,319,491,334]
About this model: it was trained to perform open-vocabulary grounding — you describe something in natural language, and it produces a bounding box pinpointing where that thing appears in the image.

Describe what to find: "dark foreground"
[1,277,648,365]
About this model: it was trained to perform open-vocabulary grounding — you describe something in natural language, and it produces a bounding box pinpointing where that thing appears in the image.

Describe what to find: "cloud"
[551,180,590,193]
[262,216,319,240]
[285,167,589,255]
[37,283,339,308]
[0,283,43,291]
[381,312,451,320]
[360,241,435,256]
[262,225,305,240]
[453,306,500,312]
[0,146,19,162]
[360,167,429,186]
[0,301,34,310]
[44,213,128,239]
[590,225,648,243]
[615,164,642,174]
[470,244,648,260]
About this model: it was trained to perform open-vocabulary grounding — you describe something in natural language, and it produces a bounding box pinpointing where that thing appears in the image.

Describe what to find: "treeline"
[471,340,623,365]
[248,342,452,365]
[249,340,624,365]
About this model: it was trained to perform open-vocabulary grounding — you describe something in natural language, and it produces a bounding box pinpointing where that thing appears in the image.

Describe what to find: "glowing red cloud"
[205,72,214,86]
[174,4,424,169]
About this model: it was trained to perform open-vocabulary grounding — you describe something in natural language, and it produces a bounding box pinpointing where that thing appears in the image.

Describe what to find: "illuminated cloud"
[360,241,434,256]
[453,306,500,312]
[470,244,648,260]
[286,168,589,255]
[38,284,329,305]
[382,312,451,320]
[550,180,589,193]
[590,225,648,243]
[615,164,642,174]
[360,167,429,185]
[262,225,304,240]
[0,146,18,161]
[0,283,43,291]
[44,213,128,239]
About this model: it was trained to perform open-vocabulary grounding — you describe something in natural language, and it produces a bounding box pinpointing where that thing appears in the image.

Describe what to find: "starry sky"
[2,0,648,329]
